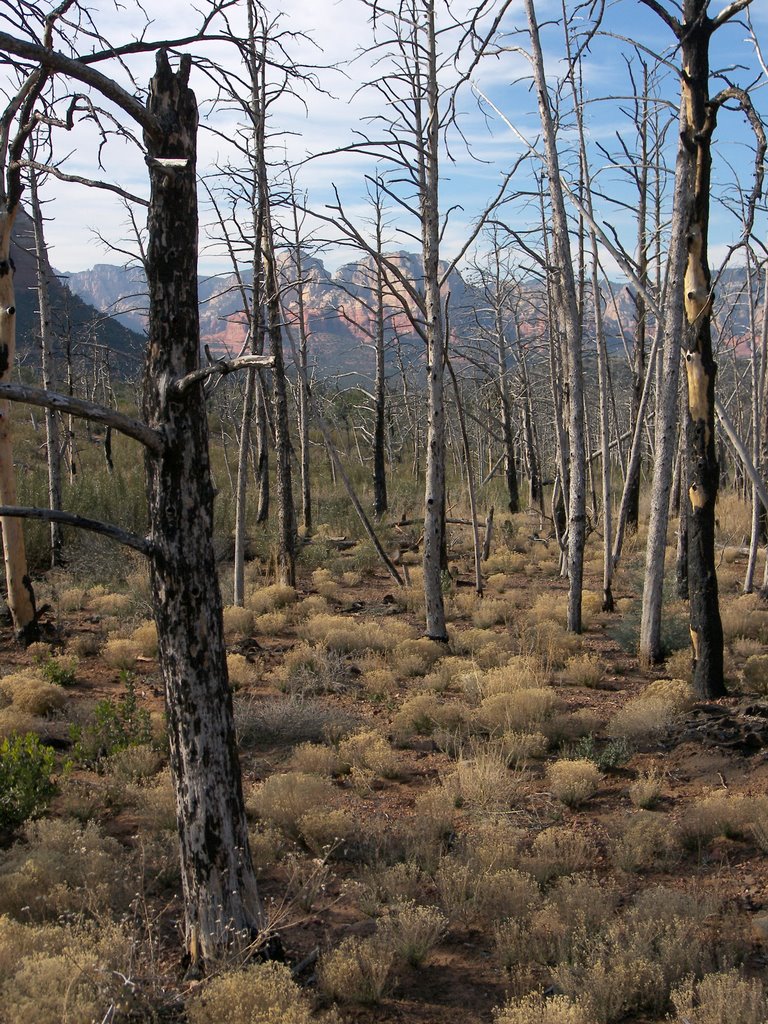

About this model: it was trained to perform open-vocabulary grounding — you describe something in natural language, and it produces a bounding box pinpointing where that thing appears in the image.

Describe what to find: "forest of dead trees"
[0,0,768,1002]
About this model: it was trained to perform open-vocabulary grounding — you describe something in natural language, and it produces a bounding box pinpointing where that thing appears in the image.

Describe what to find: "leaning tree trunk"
[142,52,261,968]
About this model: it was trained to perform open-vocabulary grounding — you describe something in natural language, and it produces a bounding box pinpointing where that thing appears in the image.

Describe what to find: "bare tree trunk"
[526,0,587,632]
[142,52,261,968]
[421,1,448,642]
[0,219,36,637]
[29,160,63,568]
[638,102,690,665]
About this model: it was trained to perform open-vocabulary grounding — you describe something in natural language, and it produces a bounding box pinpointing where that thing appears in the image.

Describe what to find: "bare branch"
[171,354,275,395]
[711,0,754,30]
[0,506,151,555]
[0,383,163,453]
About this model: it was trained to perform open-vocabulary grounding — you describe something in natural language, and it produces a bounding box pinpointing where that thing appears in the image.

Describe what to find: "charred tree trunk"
[142,52,261,968]
[678,6,724,697]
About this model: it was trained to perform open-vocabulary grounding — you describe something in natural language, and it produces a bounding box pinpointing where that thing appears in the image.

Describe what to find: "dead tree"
[0,19,269,969]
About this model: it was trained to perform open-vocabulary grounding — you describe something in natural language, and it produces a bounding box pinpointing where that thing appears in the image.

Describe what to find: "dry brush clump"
[493,992,593,1024]
[318,934,395,1005]
[0,671,67,716]
[0,916,136,1024]
[670,969,768,1024]
[249,772,337,838]
[188,960,330,1024]
[547,759,602,807]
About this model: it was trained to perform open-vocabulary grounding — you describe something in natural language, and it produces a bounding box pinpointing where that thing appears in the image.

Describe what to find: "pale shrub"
[378,900,447,965]
[132,767,177,832]
[388,637,444,677]
[0,673,66,715]
[671,969,768,1024]
[253,610,291,634]
[644,677,695,711]
[547,759,601,806]
[276,644,349,695]
[188,960,318,1024]
[677,791,756,850]
[629,765,665,809]
[493,993,592,1024]
[300,613,412,653]
[102,637,139,671]
[222,605,254,638]
[131,619,158,657]
[0,818,128,919]
[0,707,46,740]
[609,811,675,872]
[297,807,356,855]
[721,594,768,642]
[665,646,693,682]
[227,652,258,689]
[463,817,526,872]
[249,772,336,836]
[474,867,541,925]
[90,591,133,617]
[58,586,88,612]
[104,742,164,784]
[0,920,133,1024]
[522,826,596,885]
[500,729,549,765]
[443,740,524,811]
[606,695,679,743]
[741,654,768,694]
[474,687,558,734]
[479,656,547,696]
[246,583,298,616]
[391,692,468,743]
[338,730,400,778]
[472,598,514,628]
[67,632,102,658]
[289,742,341,776]
[560,653,605,688]
[318,935,394,1004]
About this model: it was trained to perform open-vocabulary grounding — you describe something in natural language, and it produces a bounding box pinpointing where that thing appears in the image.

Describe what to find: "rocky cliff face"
[59,246,759,380]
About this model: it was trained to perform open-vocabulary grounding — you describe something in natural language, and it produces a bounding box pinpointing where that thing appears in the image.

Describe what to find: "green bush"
[39,655,78,688]
[0,733,57,830]
[70,674,152,768]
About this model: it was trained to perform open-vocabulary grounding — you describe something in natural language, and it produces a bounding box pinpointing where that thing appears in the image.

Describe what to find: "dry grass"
[547,758,601,806]
[609,810,676,872]
[493,993,592,1024]
[246,583,298,616]
[234,694,360,747]
[102,637,140,671]
[227,652,258,689]
[629,765,665,809]
[476,656,548,697]
[289,741,341,777]
[443,740,525,812]
[391,692,469,744]
[0,818,129,920]
[721,594,768,642]
[130,619,158,658]
[300,613,413,653]
[318,935,394,1005]
[606,694,680,743]
[188,960,320,1024]
[671,969,768,1024]
[249,772,336,837]
[500,729,549,765]
[522,826,596,885]
[222,605,254,639]
[0,918,134,1024]
[378,900,447,966]
[276,644,350,695]
[474,687,558,735]
[741,653,768,694]
[0,672,67,715]
[559,653,605,688]
[338,730,400,779]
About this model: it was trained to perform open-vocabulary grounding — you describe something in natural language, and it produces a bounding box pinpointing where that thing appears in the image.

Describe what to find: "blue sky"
[9,0,767,283]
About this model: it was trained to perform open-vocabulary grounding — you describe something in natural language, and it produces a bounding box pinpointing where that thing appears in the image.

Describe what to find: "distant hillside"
[11,209,145,376]
[61,248,760,381]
